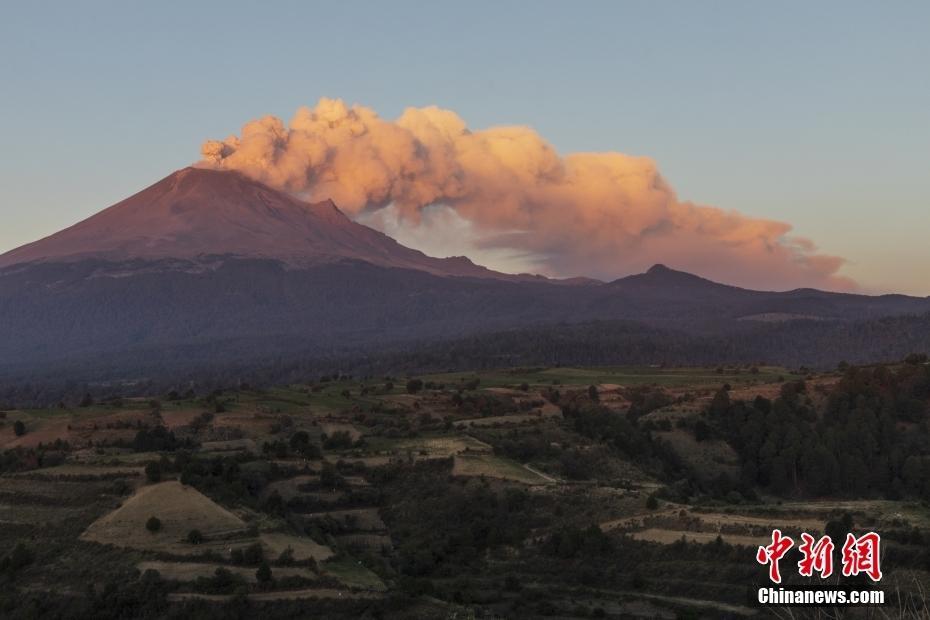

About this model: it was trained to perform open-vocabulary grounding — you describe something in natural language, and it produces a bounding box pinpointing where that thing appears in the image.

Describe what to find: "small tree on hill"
[587,385,599,401]
[406,379,424,394]
[146,516,161,533]
[145,461,162,483]
[256,561,272,586]
[13,420,25,437]
[277,547,295,565]
[187,529,204,544]
[693,419,711,442]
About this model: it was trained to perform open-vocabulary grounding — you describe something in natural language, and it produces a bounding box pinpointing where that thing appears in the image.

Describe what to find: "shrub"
[242,542,263,564]
[146,516,162,533]
[187,529,204,544]
[13,420,25,437]
[693,419,711,442]
[256,561,273,584]
[587,385,599,401]
[322,430,353,450]
[134,426,187,453]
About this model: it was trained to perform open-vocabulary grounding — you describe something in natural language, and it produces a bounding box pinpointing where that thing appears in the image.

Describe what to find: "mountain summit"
[0,167,526,280]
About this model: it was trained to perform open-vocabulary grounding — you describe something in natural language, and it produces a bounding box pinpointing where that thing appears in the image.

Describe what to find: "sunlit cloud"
[201,98,855,290]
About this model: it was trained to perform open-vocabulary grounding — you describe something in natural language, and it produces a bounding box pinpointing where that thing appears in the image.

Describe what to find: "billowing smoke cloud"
[201,98,854,290]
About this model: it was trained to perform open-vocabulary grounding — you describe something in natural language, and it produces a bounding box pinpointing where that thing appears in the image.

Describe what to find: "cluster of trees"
[543,525,612,559]
[379,460,546,578]
[706,360,930,497]
[131,425,194,452]
[495,432,561,463]
[171,452,288,508]
[451,391,516,417]
[0,440,69,475]
[563,403,653,461]
[261,431,324,460]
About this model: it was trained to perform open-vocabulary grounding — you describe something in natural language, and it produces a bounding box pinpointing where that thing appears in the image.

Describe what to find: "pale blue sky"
[1,1,927,293]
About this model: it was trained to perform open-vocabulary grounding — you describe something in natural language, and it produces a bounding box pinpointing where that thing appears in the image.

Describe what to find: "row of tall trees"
[706,361,930,498]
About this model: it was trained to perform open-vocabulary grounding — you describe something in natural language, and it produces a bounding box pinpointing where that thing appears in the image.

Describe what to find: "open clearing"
[199,438,257,453]
[391,435,491,456]
[322,556,387,591]
[260,532,334,562]
[652,430,740,480]
[452,454,552,485]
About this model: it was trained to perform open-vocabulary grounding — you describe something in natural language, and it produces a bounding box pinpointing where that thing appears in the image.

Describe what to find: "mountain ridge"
[0,167,568,283]
[2,167,930,383]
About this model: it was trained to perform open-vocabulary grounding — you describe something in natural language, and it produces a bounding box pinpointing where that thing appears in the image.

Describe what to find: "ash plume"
[201,98,853,290]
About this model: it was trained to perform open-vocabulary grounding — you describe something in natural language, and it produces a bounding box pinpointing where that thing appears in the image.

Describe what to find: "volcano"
[1,167,929,386]
[0,166,531,280]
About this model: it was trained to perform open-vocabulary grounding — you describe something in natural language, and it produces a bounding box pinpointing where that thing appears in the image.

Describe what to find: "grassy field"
[322,556,387,591]
[260,531,334,562]
[452,454,553,485]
